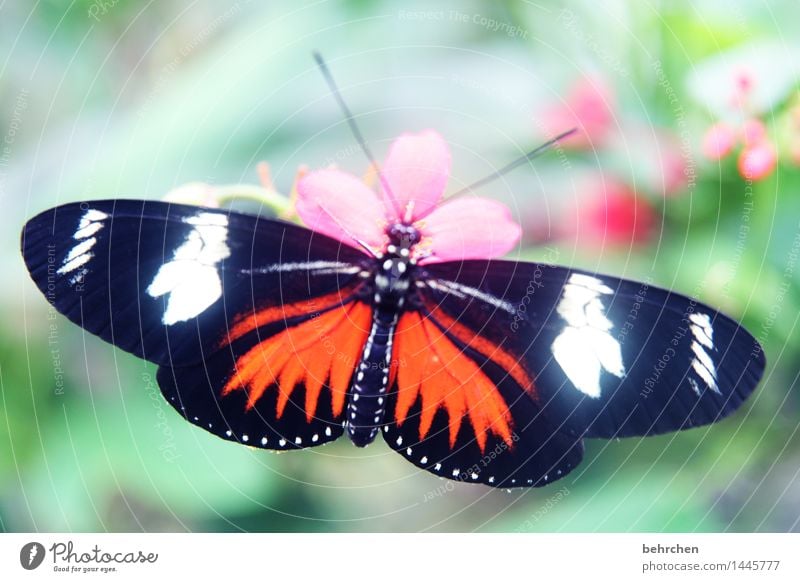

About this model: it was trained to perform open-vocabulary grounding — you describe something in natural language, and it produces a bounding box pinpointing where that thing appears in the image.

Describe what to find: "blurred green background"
[2,0,799,532]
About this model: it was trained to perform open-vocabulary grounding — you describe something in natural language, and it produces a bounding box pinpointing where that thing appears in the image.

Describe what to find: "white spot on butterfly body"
[552,273,626,398]
[147,212,230,325]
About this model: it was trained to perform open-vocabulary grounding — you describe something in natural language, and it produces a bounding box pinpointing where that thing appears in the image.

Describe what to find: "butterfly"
[20,164,764,491]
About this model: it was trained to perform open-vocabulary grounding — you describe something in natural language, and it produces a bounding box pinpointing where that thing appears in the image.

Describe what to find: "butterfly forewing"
[21,200,369,367]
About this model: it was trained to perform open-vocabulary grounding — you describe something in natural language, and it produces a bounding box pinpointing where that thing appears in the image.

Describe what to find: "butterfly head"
[387,222,421,252]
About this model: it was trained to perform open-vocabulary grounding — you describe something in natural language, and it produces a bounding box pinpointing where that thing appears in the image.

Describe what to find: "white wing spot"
[58,209,109,277]
[689,312,720,394]
[147,212,231,325]
[552,273,625,398]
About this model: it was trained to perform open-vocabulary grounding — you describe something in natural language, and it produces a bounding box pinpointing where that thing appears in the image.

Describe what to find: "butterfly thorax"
[346,223,419,446]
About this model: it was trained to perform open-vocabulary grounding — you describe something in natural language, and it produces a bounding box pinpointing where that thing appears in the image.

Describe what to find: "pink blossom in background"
[702,122,736,160]
[701,116,777,180]
[572,176,656,247]
[738,141,777,181]
[296,131,521,263]
[538,76,616,149]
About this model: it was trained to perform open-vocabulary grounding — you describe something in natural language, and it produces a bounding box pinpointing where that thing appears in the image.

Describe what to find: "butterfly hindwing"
[21,199,369,367]
[414,259,765,440]
[382,324,584,487]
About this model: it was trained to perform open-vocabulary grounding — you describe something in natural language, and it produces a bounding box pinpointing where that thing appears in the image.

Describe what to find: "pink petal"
[417,198,521,263]
[296,169,386,250]
[381,130,451,222]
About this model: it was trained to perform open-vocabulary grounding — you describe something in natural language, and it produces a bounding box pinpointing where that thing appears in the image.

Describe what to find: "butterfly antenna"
[448,128,577,198]
[312,51,405,218]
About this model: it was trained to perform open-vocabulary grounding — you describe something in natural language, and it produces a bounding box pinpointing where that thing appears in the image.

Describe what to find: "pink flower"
[572,176,656,247]
[702,122,736,160]
[538,76,616,149]
[296,131,521,263]
[738,141,777,181]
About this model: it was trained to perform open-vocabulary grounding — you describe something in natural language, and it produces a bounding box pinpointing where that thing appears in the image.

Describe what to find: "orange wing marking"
[422,298,534,395]
[392,310,531,452]
[222,284,360,347]
[222,301,372,421]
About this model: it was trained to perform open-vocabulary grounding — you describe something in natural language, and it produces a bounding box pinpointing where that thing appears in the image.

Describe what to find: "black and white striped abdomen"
[346,308,398,447]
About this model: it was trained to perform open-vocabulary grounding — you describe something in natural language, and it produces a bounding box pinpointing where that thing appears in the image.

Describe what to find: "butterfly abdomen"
[346,307,399,446]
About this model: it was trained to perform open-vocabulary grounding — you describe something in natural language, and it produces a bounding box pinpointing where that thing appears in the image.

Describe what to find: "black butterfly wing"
[382,259,763,488]
[21,199,369,367]
[22,199,376,450]
[416,259,764,440]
